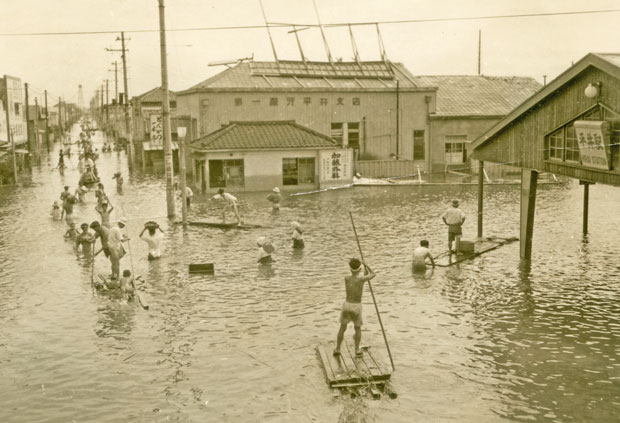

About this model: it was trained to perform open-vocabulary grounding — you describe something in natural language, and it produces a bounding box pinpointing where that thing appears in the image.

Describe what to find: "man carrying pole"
[333,258,376,357]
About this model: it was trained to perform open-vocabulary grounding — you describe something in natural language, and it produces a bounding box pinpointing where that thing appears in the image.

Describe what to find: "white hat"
[118,217,128,226]
[273,187,280,193]
[256,236,266,246]
[291,221,300,228]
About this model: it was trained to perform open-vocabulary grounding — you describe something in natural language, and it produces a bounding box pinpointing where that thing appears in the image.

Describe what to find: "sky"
[1,0,619,107]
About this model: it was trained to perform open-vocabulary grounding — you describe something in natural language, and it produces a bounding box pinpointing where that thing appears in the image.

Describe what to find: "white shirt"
[141,231,164,256]
[108,226,124,250]
[185,187,193,198]
[213,192,237,204]
[441,207,465,225]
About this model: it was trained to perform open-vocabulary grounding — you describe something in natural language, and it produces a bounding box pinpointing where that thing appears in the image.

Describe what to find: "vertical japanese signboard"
[573,120,610,170]
[319,149,353,185]
[150,114,163,146]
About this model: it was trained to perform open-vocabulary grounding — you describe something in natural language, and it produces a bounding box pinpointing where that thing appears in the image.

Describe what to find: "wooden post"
[4,76,18,183]
[158,0,176,218]
[582,181,589,235]
[44,90,49,149]
[24,83,31,154]
[395,80,400,157]
[477,161,484,238]
[120,31,135,167]
[520,169,538,260]
[179,129,187,225]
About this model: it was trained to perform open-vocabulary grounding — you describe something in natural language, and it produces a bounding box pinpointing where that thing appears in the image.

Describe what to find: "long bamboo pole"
[349,211,395,371]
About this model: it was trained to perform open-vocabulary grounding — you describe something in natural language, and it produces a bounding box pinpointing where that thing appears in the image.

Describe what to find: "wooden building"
[176,60,437,171]
[472,53,620,259]
[412,75,541,177]
[189,120,352,192]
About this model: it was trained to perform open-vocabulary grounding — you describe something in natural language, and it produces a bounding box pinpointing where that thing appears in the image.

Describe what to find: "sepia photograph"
[0,1,619,421]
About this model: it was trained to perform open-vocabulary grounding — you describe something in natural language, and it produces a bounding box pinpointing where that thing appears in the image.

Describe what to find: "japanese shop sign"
[320,149,353,182]
[150,114,163,145]
[573,120,610,170]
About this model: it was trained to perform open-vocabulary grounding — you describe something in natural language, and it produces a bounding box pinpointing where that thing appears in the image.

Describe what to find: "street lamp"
[177,126,188,226]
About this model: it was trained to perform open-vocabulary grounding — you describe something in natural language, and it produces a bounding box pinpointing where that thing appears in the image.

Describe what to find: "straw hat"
[273,187,280,193]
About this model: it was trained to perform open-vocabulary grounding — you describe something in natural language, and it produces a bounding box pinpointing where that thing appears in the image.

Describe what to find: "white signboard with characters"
[149,114,163,145]
[573,120,610,170]
[319,149,353,185]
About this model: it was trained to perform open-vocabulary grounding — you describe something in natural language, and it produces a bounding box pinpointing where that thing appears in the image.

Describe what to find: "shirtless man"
[95,200,114,228]
[211,188,241,224]
[75,223,95,256]
[334,258,376,357]
[139,221,165,260]
[412,240,435,273]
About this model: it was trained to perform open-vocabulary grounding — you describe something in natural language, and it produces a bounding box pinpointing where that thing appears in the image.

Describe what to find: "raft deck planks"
[185,221,264,229]
[434,236,518,267]
[316,342,392,388]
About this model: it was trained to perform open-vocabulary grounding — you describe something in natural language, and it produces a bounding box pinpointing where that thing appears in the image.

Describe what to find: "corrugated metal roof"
[412,75,542,117]
[190,121,338,151]
[185,61,420,92]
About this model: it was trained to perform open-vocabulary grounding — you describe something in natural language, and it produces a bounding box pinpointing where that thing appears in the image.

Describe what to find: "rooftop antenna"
[289,25,309,64]
[258,0,279,64]
[375,23,393,73]
[348,24,362,69]
[312,0,333,65]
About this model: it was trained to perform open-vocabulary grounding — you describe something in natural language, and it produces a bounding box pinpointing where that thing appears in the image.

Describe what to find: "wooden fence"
[355,160,418,178]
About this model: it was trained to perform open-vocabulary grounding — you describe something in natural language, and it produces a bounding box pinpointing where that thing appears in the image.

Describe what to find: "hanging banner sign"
[573,120,610,170]
[149,114,163,145]
[319,149,353,182]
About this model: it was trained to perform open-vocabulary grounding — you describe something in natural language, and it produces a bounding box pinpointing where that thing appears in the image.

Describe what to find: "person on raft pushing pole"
[211,188,241,225]
[333,258,376,357]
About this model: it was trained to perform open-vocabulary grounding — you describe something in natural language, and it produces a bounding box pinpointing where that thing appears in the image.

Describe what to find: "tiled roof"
[190,121,338,151]
[182,61,421,92]
[134,86,176,103]
[412,75,541,117]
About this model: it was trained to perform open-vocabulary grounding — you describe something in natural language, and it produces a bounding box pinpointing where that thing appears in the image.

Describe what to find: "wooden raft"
[434,236,518,267]
[186,221,264,230]
[316,342,392,388]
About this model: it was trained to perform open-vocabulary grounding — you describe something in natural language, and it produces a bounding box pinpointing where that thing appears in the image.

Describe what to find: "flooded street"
[0,127,618,422]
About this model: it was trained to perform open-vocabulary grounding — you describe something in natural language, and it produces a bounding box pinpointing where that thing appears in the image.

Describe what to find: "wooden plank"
[189,263,214,274]
[187,221,263,229]
[316,344,337,386]
[434,236,518,267]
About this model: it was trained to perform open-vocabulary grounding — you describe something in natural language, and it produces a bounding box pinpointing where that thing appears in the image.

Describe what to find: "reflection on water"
[0,126,619,422]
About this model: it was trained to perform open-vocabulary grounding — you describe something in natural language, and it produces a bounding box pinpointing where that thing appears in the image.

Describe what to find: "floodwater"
[0,126,618,423]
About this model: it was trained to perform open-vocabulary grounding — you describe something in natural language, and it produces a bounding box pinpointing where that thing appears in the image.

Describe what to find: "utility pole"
[4,76,18,183]
[101,83,104,127]
[120,32,135,166]
[477,29,482,75]
[44,90,49,149]
[25,83,31,154]
[34,97,40,162]
[159,0,175,217]
[58,97,62,132]
[105,79,109,133]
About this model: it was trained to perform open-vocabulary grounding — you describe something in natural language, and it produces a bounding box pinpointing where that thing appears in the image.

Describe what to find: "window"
[444,135,467,164]
[331,123,343,145]
[565,126,580,162]
[348,122,360,150]
[208,159,244,188]
[283,158,315,185]
[14,103,20,115]
[547,129,563,160]
[413,130,425,160]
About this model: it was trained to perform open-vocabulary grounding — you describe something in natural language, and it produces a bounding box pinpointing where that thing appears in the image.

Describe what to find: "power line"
[0,8,619,37]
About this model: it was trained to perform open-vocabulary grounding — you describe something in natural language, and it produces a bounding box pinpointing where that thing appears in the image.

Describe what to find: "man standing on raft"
[334,258,376,357]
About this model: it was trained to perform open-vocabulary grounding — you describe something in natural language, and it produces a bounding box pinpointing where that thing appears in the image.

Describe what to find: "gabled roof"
[133,86,176,103]
[411,75,541,117]
[180,60,425,93]
[190,120,339,151]
[472,53,620,151]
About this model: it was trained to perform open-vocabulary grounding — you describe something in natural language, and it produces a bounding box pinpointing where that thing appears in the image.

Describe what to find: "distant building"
[177,60,437,173]
[0,75,28,184]
[189,120,352,192]
[131,86,184,170]
[411,75,541,178]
